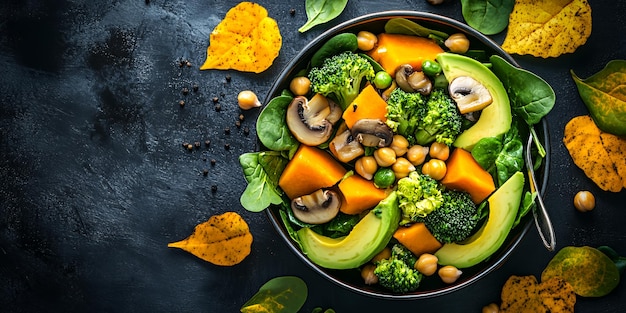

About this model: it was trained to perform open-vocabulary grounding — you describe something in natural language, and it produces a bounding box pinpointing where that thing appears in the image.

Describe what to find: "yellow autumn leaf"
[168,211,253,266]
[200,2,282,73]
[502,0,592,58]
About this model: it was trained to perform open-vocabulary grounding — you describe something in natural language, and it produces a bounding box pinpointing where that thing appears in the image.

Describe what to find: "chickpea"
[357,31,378,51]
[406,145,429,166]
[415,253,438,276]
[482,303,500,313]
[355,156,378,180]
[361,264,379,285]
[237,90,262,110]
[289,76,311,96]
[429,142,450,161]
[574,190,595,212]
[390,135,410,157]
[444,33,470,54]
[392,157,416,179]
[438,265,462,284]
[374,147,397,167]
[371,246,391,263]
[422,159,447,180]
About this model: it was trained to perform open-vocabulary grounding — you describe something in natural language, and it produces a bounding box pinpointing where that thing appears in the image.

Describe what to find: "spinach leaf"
[239,152,287,212]
[311,212,360,238]
[256,95,299,155]
[240,276,307,313]
[513,190,536,228]
[472,122,523,186]
[461,0,514,35]
[298,0,349,33]
[490,55,555,126]
[384,18,449,40]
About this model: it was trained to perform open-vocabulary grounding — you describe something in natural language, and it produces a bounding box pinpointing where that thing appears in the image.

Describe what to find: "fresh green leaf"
[513,190,536,228]
[311,212,360,238]
[461,0,514,35]
[571,60,626,136]
[256,95,299,155]
[299,0,349,33]
[472,136,503,174]
[472,122,523,186]
[279,209,301,247]
[490,55,555,126]
[597,246,626,276]
[239,152,286,212]
[384,18,449,39]
[240,276,308,313]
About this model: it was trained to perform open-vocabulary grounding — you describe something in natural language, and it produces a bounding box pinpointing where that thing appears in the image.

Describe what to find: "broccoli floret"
[308,51,375,110]
[414,88,463,146]
[391,243,418,268]
[420,189,480,243]
[374,257,422,293]
[385,88,427,143]
[396,171,444,225]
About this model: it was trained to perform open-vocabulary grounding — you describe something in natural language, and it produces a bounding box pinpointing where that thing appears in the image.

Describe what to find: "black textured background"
[1,0,625,312]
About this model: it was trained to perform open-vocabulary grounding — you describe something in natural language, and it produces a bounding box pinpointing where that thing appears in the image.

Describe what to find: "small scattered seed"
[225,75,231,82]
[182,87,189,95]
[243,127,250,136]
[211,159,216,166]
[215,104,221,112]
[235,120,241,128]
[290,8,296,15]
[186,143,193,151]
[182,142,189,148]
[239,114,245,121]
[205,140,211,147]
[179,100,185,107]
[194,141,201,149]
[224,127,230,135]
[192,84,198,92]
[212,97,219,103]
[211,185,218,192]
[203,169,208,176]
[185,61,191,67]
[224,143,230,150]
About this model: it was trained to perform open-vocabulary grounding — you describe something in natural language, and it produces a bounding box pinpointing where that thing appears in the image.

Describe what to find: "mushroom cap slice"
[395,64,432,95]
[449,76,493,114]
[351,119,394,147]
[329,129,365,163]
[291,189,341,224]
[286,94,334,146]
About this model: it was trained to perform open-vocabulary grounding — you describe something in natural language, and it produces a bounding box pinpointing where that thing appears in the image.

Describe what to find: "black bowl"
[263,11,550,299]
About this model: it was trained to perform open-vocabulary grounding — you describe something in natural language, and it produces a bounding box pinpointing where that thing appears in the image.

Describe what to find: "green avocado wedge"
[297,191,401,270]
[436,53,512,151]
[435,171,524,268]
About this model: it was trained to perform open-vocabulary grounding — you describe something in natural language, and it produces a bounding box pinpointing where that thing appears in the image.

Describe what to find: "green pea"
[373,71,393,89]
[373,167,395,189]
[422,59,442,77]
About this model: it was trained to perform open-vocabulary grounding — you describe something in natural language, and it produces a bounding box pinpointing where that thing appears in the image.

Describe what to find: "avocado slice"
[436,53,512,151]
[297,191,401,270]
[435,171,524,268]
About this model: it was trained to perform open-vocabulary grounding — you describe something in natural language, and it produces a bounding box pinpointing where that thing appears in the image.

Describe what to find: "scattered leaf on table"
[563,115,626,192]
[572,60,626,136]
[461,0,515,35]
[298,0,349,33]
[499,275,576,313]
[542,246,620,297]
[502,0,592,58]
[168,211,253,266]
[240,276,308,313]
[200,2,282,73]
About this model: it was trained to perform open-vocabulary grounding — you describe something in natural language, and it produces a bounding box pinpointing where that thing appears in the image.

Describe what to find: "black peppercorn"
[235,120,241,128]
[203,169,208,176]
[182,87,189,95]
[224,143,230,150]
[211,159,216,166]
[225,75,231,82]
[215,104,221,112]
[211,185,217,192]
[192,84,198,92]
[243,127,250,136]
[194,141,201,149]
[290,8,295,15]
[224,127,230,135]
[205,140,211,147]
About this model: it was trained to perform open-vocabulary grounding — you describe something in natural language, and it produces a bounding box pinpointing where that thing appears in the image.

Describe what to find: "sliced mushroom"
[329,129,365,163]
[351,119,394,147]
[395,64,432,95]
[291,189,341,224]
[448,76,493,114]
[286,94,334,146]
[325,99,343,124]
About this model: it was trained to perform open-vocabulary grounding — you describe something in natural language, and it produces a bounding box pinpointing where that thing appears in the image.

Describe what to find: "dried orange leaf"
[563,115,626,192]
[168,211,253,266]
[499,275,576,313]
[502,0,592,58]
[200,2,282,73]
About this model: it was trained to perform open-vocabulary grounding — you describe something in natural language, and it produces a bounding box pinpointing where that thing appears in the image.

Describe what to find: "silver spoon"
[526,134,556,251]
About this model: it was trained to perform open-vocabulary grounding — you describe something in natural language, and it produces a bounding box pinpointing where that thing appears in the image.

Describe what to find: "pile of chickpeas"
[354,134,451,188]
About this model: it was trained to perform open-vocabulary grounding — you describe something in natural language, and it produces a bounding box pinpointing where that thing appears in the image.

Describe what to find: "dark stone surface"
[1,0,625,312]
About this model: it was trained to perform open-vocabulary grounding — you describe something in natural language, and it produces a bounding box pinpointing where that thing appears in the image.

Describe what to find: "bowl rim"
[263,10,551,299]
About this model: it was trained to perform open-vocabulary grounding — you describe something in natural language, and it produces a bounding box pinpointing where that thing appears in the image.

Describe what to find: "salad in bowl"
[239,11,552,299]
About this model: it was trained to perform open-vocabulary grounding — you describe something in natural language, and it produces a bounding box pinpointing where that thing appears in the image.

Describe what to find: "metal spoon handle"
[526,134,557,251]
